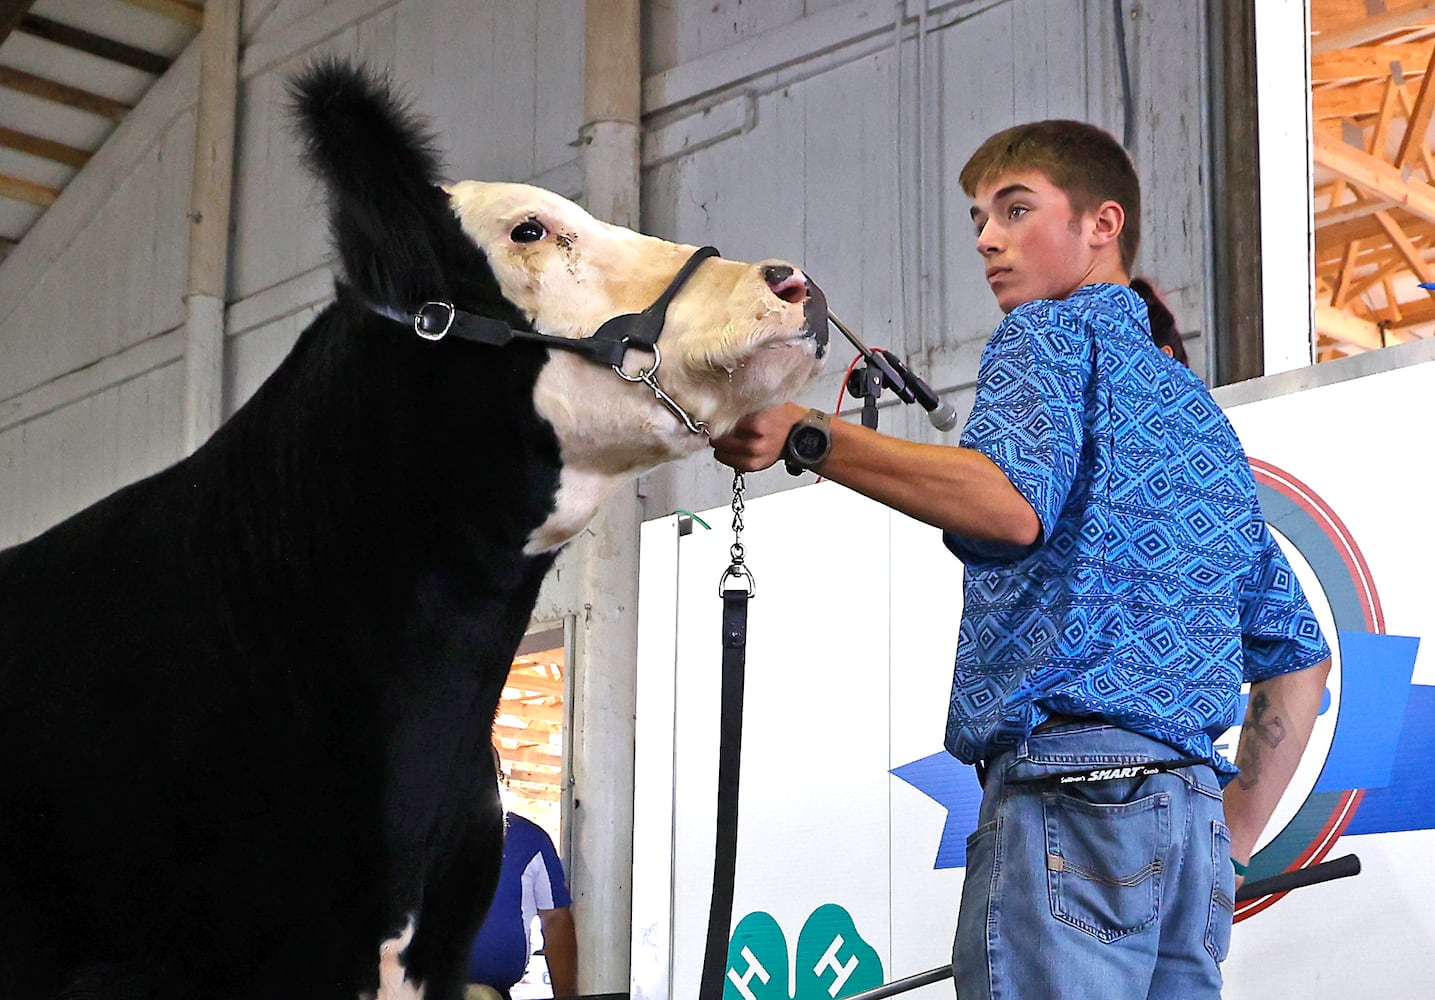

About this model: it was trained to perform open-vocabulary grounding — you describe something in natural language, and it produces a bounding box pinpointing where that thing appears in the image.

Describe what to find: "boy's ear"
[1088,199,1125,249]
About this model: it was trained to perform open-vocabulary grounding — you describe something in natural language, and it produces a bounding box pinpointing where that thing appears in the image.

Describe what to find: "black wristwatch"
[782,408,832,475]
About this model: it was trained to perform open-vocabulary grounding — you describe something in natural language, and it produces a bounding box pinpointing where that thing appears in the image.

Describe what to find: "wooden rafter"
[0,124,89,167]
[0,65,132,120]
[1313,1,1435,54]
[18,14,172,77]
[0,0,38,42]
[0,171,57,206]
[1374,209,1435,285]
[1396,41,1435,167]
[1316,303,1387,349]
[1313,128,1435,224]
[1313,40,1435,81]
[115,0,204,29]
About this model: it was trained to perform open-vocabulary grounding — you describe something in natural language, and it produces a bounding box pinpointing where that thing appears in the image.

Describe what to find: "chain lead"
[718,471,755,596]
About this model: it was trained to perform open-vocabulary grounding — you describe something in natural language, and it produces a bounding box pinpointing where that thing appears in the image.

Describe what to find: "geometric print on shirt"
[942,283,1330,779]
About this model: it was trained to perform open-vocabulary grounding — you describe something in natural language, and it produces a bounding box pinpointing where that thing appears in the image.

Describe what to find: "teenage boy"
[711,120,1331,998]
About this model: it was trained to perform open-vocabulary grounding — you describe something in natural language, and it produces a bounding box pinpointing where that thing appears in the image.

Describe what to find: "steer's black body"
[0,63,568,999]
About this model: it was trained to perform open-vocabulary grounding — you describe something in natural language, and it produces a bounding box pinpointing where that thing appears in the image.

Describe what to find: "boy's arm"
[710,401,1040,545]
[1222,658,1332,881]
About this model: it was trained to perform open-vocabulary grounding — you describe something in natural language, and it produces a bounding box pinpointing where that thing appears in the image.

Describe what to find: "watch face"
[791,425,828,461]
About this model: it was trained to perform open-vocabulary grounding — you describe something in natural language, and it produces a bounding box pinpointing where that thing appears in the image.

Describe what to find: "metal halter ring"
[414,301,457,341]
[718,562,756,598]
[611,345,711,436]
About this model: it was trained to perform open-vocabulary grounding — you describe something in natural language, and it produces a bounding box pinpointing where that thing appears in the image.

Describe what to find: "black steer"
[0,60,826,1000]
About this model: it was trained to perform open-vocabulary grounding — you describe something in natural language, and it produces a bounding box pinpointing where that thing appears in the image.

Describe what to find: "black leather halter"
[369,246,722,434]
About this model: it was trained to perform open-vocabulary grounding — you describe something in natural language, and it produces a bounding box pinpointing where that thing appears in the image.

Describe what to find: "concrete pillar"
[182,0,240,453]
[569,1,643,995]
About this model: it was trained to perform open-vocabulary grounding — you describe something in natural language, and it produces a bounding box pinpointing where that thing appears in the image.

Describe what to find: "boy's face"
[969,169,1105,313]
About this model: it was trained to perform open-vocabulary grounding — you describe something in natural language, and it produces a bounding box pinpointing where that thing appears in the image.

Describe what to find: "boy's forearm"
[1223,659,1332,864]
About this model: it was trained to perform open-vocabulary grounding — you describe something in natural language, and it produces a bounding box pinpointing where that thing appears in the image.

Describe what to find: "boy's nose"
[976,221,1001,255]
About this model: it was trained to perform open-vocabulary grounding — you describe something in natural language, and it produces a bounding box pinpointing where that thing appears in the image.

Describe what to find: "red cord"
[817,351,866,485]
[833,351,864,418]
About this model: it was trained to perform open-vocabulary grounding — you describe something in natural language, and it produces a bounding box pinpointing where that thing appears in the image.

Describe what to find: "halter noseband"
[369,246,721,436]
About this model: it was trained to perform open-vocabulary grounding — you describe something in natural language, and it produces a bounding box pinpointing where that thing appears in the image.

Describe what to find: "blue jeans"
[953,720,1234,999]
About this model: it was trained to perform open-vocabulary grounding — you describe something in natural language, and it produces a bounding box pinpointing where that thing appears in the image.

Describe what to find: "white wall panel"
[0,362,183,550]
[638,0,1213,520]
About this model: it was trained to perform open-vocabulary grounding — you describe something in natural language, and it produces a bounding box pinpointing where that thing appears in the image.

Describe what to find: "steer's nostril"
[763,264,807,304]
[763,265,794,287]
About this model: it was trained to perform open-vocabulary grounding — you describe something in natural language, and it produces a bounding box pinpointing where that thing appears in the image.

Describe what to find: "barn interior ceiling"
[0,0,200,262]
[1312,0,1435,359]
[1,0,1432,365]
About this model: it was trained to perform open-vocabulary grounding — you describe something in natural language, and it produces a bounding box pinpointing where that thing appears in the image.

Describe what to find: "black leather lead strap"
[699,586,749,1000]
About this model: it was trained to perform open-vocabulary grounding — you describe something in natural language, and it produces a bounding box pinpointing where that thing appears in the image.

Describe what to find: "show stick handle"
[1234,853,1362,903]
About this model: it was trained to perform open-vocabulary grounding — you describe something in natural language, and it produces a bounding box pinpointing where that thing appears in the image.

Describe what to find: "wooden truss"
[1312,0,1435,359]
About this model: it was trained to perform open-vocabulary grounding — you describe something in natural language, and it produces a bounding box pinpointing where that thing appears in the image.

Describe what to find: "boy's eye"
[1008,204,1028,220]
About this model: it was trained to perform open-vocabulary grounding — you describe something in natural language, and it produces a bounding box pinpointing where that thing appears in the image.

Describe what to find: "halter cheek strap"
[366,246,722,435]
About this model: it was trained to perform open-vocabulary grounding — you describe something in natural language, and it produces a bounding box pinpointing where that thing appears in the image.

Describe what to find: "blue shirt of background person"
[467,812,573,993]
[941,282,1331,777]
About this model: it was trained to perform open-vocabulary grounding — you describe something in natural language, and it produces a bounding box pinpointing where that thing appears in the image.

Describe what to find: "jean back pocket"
[1043,789,1171,942]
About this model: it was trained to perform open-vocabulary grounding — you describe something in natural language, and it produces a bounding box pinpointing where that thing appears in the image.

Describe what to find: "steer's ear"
[288,58,484,311]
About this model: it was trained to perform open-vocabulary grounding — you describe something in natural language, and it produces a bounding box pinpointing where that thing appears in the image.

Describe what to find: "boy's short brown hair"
[959,120,1141,272]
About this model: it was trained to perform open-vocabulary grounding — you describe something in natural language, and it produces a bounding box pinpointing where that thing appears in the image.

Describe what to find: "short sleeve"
[531,827,572,910]
[948,302,1088,559]
[1239,525,1332,681]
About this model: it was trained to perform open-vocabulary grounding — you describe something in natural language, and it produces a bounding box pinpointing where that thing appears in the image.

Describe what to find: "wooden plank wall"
[635,0,1215,519]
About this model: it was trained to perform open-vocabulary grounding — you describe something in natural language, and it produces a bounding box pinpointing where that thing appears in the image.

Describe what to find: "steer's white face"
[446,180,828,552]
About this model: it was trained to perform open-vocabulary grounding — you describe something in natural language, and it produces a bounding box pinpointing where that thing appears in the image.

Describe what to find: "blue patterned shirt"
[942,283,1330,779]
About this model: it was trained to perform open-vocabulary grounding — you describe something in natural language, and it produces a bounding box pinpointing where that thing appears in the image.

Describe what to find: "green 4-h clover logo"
[723,904,884,999]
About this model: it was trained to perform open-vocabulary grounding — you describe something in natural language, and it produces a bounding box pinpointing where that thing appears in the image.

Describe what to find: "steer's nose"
[763,264,809,304]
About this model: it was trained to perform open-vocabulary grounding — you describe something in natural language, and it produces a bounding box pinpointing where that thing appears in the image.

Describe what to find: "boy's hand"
[710,401,807,472]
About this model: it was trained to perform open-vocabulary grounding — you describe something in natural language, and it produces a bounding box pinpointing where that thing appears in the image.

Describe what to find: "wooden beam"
[1315,303,1387,349]
[1385,297,1435,327]
[1316,196,1396,227]
[1314,78,1414,121]
[1374,209,1435,284]
[0,125,88,167]
[18,14,172,76]
[0,0,37,41]
[1313,2,1435,54]
[0,66,131,120]
[1332,238,1364,308]
[497,699,564,726]
[0,171,57,206]
[1313,128,1435,225]
[115,0,204,29]
[493,723,561,745]
[1326,80,1405,214]
[1397,41,1435,168]
[504,670,564,697]
[1313,41,1435,83]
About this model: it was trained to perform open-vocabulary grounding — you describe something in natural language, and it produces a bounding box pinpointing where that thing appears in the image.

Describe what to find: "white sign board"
[632,359,1435,999]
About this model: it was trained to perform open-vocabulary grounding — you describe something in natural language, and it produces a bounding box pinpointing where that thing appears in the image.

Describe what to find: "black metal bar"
[1234,852,1362,903]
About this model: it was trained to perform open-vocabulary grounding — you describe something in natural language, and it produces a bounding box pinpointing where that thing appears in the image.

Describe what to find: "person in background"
[1131,276,1189,365]
[467,749,578,1000]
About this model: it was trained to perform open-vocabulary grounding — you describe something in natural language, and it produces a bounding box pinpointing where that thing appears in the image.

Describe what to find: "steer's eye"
[511,219,546,243]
